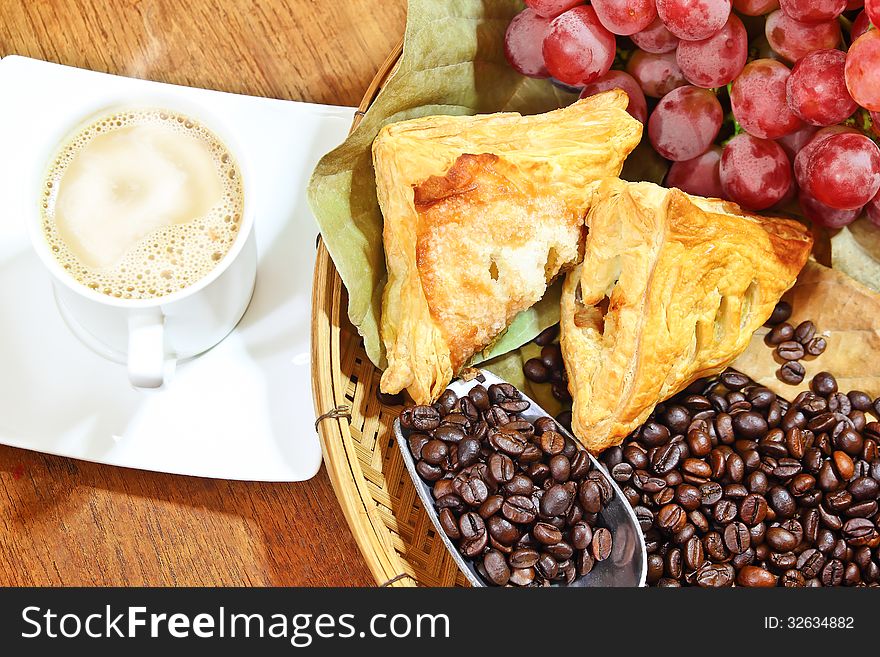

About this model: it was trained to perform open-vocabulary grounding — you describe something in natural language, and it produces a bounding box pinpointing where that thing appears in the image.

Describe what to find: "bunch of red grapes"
[505,0,880,228]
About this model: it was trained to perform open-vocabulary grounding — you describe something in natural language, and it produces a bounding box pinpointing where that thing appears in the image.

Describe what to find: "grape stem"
[844,109,880,146]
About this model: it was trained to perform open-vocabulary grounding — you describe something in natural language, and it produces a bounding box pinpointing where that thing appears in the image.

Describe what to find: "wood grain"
[0,0,407,586]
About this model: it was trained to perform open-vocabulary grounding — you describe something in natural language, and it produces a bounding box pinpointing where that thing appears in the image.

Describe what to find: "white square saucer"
[0,56,355,481]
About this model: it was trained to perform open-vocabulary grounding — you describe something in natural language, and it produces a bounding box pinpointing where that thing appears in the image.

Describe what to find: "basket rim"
[310,41,416,587]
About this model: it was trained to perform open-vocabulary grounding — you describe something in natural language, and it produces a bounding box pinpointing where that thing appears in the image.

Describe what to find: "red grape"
[720,134,793,210]
[655,0,732,41]
[867,0,880,26]
[648,86,724,161]
[765,11,842,62]
[778,0,846,23]
[627,50,688,97]
[505,9,553,78]
[676,15,748,88]
[799,190,863,227]
[845,30,880,111]
[543,6,617,85]
[733,0,780,15]
[730,59,804,139]
[591,0,657,35]
[631,17,680,53]
[847,0,865,9]
[852,11,873,43]
[777,123,820,159]
[525,0,584,18]
[579,70,649,122]
[803,133,880,209]
[786,49,858,126]
[793,125,858,187]
[665,146,725,197]
[866,188,880,225]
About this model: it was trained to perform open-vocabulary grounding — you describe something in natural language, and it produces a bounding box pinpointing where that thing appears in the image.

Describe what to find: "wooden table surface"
[0,0,406,586]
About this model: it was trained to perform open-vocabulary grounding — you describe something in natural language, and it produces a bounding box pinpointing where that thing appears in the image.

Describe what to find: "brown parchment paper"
[733,259,880,399]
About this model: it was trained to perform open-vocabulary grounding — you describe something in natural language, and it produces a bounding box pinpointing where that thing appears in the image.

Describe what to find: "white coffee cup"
[27,102,256,389]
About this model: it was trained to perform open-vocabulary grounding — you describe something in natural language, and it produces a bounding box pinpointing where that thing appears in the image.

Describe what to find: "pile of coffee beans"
[399,381,614,587]
[763,301,827,385]
[601,369,880,587]
[523,324,573,430]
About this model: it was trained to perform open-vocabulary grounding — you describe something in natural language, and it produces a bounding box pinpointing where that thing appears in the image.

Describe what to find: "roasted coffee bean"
[577,551,595,577]
[408,433,431,460]
[504,473,534,497]
[767,322,795,345]
[545,541,574,561]
[421,439,449,465]
[767,301,792,326]
[578,480,603,514]
[800,333,825,357]
[570,521,593,551]
[508,548,540,569]
[592,528,613,561]
[658,504,687,533]
[416,460,443,482]
[843,518,878,547]
[508,568,535,587]
[549,454,570,482]
[821,559,845,587]
[682,458,712,479]
[699,481,724,506]
[724,522,751,554]
[503,495,537,524]
[412,406,440,431]
[688,429,713,457]
[778,361,805,385]
[794,320,816,345]
[439,508,461,539]
[849,476,879,501]
[714,499,738,525]
[532,522,563,546]
[651,442,681,475]
[457,437,481,468]
[737,565,777,587]
[533,324,559,347]
[478,494,504,519]
[523,358,551,384]
[640,421,671,447]
[696,563,735,587]
[766,526,799,552]
[848,390,873,412]
[675,484,703,512]
[734,412,769,440]
[776,341,805,361]
[789,473,816,497]
[747,471,770,495]
[487,453,514,484]
[484,406,509,428]
[539,430,566,456]
[781,569,806,587]
[540,484,572,517]
[665,547,684,580]
[811,371,838,397]
[567,450,590,480]
[611,462,634,483]
[737,495,768,531]
[768,486,797,518]
[773,457,803,480]
[459,513,488,558]
[797,548,825,578]
[480,549,510,586]
[536,553,559,580]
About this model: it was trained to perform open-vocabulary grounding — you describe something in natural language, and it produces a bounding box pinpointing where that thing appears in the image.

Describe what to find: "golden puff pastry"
[561,179,813,452]
[374,92,642,404]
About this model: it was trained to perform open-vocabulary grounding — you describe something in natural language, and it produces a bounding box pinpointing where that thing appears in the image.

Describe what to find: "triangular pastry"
[561,179,813,452]
[374,92,642,404]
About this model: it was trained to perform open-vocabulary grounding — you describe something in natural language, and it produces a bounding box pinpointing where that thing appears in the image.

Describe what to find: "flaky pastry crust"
[374,92,642,404]
[561,179,813,452]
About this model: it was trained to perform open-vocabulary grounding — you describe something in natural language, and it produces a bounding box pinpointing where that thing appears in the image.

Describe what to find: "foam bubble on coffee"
[41,109,244,300]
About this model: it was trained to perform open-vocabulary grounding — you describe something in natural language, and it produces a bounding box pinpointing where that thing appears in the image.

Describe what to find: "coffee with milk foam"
[41,109,244,300]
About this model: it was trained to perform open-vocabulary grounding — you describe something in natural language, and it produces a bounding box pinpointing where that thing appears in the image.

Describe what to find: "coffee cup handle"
[127,308,166,389]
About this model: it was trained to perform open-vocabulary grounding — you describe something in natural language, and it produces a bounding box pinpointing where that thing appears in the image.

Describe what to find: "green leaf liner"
[307,0,575,368]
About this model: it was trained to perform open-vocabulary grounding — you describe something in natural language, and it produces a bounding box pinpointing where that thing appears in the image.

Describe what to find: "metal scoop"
[394,369,647,587]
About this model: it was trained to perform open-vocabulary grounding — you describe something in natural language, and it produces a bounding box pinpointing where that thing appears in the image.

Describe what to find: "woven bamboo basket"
[311,41,469,587]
